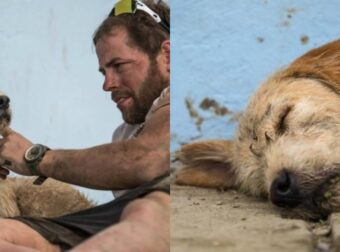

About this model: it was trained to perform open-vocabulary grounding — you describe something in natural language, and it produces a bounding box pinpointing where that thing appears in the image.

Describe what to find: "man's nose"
[102,73,120,92]
[0,95,10,109]
[270,170,302,208]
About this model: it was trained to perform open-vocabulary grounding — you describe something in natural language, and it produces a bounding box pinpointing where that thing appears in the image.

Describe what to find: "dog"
[0,92,93,217]
[175,39,340,219]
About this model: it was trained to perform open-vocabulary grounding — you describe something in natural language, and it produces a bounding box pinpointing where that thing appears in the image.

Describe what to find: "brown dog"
[176,40,340,219]
[0,92,93,217]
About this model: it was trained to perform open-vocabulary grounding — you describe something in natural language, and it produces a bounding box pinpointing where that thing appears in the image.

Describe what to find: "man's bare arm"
[38,105,169,190]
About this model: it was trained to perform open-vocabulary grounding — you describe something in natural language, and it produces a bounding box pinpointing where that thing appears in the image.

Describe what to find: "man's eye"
[114,62,126,70]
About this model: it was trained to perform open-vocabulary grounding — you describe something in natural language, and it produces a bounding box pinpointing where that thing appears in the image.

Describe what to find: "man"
[0,0,170,251]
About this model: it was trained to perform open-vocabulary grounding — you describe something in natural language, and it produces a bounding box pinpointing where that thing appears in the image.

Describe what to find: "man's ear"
[159,40,170,73]
[174,140,237,189]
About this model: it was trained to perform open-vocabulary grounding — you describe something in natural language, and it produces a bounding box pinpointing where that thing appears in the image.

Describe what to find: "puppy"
[0,92,93,217]
[0,93,11,131]
[176,40,340,219]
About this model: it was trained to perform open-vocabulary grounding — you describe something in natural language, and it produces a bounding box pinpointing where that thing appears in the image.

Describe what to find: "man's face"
[96,28,167,124]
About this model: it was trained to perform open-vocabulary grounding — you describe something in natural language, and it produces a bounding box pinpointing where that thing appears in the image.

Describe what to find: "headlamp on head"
[111,0,169,33]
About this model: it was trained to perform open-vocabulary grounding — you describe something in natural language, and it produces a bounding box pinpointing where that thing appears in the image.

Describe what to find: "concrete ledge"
[171,185,313,252]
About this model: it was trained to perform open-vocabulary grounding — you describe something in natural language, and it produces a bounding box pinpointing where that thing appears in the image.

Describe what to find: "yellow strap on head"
[111,0,169,33]
[114,0,135,16]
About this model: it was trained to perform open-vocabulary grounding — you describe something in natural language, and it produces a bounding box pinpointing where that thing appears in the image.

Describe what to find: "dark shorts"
[11,174,170,251]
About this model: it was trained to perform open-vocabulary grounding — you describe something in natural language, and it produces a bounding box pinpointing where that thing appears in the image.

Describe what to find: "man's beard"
[121,59,167,124]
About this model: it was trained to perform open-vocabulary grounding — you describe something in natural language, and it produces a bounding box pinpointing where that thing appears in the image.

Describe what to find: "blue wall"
[171,0,340,151]
[0,1,118,203]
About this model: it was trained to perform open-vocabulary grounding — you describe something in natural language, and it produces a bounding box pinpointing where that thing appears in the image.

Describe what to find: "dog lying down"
[176,40,340,220]
[0,93,93,218]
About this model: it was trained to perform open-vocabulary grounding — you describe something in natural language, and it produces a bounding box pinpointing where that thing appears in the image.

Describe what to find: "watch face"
[25,145,44,162]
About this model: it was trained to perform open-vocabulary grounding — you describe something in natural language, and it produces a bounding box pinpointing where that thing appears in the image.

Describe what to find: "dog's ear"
[284,39,340,94]
[174,140,237,189]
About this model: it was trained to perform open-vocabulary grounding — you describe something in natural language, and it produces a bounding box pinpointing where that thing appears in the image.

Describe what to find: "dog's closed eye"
[275,106,292,135]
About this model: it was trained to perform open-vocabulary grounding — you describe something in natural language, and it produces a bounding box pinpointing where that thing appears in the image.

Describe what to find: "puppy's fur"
[176,40,340,219]
[0,92,93,217]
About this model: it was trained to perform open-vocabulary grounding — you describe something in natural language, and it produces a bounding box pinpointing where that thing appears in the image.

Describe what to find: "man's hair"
[93,0,170,58]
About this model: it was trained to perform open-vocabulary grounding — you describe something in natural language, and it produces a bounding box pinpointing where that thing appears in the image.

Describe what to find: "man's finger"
[0,167,10,175]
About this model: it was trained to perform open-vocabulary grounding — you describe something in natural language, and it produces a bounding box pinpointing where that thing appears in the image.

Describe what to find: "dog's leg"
[175,140,237,189]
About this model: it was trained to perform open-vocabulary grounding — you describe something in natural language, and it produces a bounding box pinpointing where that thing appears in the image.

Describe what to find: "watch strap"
[33,176,48,185]
[25,144,50,186]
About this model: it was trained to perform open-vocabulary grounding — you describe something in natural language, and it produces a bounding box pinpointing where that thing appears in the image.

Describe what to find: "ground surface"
[171,185,340,252]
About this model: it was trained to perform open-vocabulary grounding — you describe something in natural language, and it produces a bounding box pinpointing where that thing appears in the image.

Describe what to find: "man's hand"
[0,128,34,176]
[0,167,9,179]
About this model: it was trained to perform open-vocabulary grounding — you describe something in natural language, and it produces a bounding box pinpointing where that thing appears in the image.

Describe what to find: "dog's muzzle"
[0,95,10,117]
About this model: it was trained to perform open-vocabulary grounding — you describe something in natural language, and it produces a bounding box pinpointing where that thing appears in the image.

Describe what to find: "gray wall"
[171,0,340,151]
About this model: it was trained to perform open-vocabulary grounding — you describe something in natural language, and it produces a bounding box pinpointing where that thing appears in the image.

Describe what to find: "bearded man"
[0,1,170,251]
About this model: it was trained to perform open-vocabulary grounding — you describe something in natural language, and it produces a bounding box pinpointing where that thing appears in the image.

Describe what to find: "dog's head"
[0,91,11,134]
[234,40,340,219]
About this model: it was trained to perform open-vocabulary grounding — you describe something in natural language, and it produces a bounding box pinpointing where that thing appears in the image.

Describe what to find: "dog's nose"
[0,95,10,109]
[270,170,302,208]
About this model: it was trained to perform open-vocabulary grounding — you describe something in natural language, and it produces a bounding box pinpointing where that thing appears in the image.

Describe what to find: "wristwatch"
[24,144,50,185]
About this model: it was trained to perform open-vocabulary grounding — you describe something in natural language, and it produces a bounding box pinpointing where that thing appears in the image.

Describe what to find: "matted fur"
[0,91,93,217]
[0,177,94,217]
[176,40,340,219]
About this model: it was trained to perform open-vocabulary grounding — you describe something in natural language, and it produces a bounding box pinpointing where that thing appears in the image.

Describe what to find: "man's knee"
[145,191,170,206]
[121,191,170,222]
